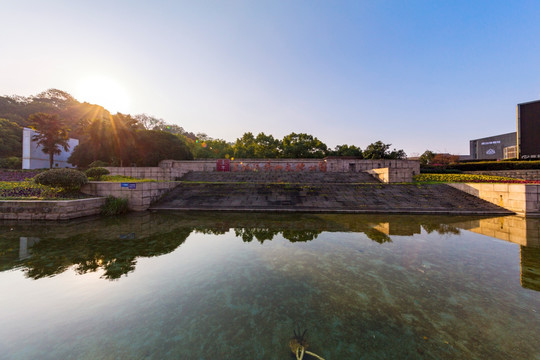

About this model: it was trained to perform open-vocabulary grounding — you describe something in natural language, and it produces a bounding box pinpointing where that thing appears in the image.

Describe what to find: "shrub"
[33,168,88,191]
[85,167,110,180]
[0,157,22,169]
[414,173,540,183]
[100,196,129,216]
[450,161,540,171]
[88,160,109,168]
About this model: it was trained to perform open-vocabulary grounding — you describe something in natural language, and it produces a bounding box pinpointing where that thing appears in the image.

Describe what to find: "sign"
[216,159,231,172]
[121,183,137,189]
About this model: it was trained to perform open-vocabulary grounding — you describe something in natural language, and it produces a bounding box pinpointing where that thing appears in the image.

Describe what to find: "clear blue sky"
[2,0,540,156]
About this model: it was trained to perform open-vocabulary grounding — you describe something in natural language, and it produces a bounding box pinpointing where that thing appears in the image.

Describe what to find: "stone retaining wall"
[0,198,105,220]
[81,181,178,211]
[464,170,540,181]
[448,183,540,216]
[367,168,414,183]
[106,159,419,183]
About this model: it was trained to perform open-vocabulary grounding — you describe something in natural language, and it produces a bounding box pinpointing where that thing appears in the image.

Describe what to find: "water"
[0,212,539,360]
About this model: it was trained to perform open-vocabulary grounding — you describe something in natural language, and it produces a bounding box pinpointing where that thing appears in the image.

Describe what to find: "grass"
[97,175,156,182]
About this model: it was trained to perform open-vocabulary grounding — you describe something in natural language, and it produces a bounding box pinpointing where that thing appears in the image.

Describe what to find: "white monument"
[22,127,79,169]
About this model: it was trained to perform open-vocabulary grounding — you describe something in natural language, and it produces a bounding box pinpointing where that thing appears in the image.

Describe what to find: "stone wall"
[448,183,540,215]
[81,181,178,211]
[367,168,415,183]
[464,170,540,181]
[106,159,420,183]
[0,198,105,220]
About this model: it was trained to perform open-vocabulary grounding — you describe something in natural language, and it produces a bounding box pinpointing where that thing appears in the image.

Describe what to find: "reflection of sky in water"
[0,213,539,359]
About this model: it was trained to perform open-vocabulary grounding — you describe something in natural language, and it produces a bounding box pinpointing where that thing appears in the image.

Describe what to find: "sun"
[74,76,130,114]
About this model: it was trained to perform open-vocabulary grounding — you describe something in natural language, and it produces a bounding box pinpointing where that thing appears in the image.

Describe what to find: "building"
[517,99,540,159]
[22,127,79,169]
[469,132,517,160]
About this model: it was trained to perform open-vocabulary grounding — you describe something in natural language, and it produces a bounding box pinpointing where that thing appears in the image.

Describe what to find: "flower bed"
[0,170,41,182]
[414,173,540,184]
[0,181,62,199]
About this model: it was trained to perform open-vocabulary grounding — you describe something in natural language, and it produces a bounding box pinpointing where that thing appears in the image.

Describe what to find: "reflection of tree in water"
[21,228,192,280]
[422,223,461,235]
[282,230,321,242]
[234,228,280,243]
[364,228,392,244]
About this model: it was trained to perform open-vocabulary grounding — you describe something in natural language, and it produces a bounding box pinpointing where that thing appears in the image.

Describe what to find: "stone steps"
[152,182,513,214]
[179,171,380,184]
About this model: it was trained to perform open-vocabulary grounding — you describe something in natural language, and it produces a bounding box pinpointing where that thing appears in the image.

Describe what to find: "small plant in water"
[100,196,129,216]
[289,327,325,360]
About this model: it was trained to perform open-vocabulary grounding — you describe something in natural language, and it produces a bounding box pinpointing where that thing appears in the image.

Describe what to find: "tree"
[233,132,257,158]
[363,140,406,159]
[0,118,22,158]
[254,132,281,158]
[419,150,435,165]
[135,130,193,166]
[29,112,70,168]
[280,132,328,158]
[332,144,363,157]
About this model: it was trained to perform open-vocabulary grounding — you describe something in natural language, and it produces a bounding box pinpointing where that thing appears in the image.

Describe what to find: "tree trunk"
[49,153,54,169]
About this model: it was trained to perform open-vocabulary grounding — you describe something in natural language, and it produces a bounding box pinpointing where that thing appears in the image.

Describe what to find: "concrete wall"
[0,198,105,220]
[464,170,540,181]
[367,168,415,183]
[448,183,540,215]
[81,181,178,211]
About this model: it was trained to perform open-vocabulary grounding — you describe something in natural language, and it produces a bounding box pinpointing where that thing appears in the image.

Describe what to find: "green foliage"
[88,160,109,168]
[0,180,62,199]
[0,118,23,157]
[450,161,540,171]
[135,130,193,166]
[331,144,363,157]
[29,112,70,168]
[281,132,328,158]
[33,168,88,191]
[363,141,406,159]
[419,150,435,165]
[414,173,533,183]
[100,196,129,216]
[100,175,155,182]
[191,138,234,159]
[0,157,22,169]
[85,167,110,180]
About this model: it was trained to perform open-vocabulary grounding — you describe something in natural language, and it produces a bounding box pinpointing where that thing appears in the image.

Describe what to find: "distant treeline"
[0,88,406,167]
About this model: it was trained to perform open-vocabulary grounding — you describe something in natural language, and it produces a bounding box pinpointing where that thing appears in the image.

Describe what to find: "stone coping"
[0,197,106,220]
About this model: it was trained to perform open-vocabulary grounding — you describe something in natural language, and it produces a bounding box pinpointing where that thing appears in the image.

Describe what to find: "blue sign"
[121,183,129,187]
[128,183,136,189]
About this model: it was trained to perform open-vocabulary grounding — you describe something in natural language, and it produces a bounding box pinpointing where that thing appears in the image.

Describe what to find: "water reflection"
[1,212,539,290]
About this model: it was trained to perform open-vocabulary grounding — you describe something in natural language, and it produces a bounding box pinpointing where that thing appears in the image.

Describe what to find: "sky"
[2,0,540,156]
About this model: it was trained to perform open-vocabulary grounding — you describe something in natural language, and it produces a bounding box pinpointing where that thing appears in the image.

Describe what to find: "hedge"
[448,161,540,171]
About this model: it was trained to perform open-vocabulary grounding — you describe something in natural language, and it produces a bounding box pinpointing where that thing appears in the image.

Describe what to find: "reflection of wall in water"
[371,222,421,236]
[454,216,540,248]
[19,237,40,260]
[520,246,540,292]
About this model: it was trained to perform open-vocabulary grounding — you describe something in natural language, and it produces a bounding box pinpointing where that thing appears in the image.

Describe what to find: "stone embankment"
[151,171,512,215]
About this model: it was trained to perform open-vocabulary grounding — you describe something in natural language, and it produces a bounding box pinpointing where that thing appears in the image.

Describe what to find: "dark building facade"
[469,132,517,160]
[517,100,540,159]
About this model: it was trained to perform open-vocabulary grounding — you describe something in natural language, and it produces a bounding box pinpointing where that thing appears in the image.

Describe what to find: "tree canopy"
[29,112,71,168]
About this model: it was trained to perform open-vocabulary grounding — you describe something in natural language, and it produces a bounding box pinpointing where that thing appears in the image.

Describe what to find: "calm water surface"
[0,212,539,360]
